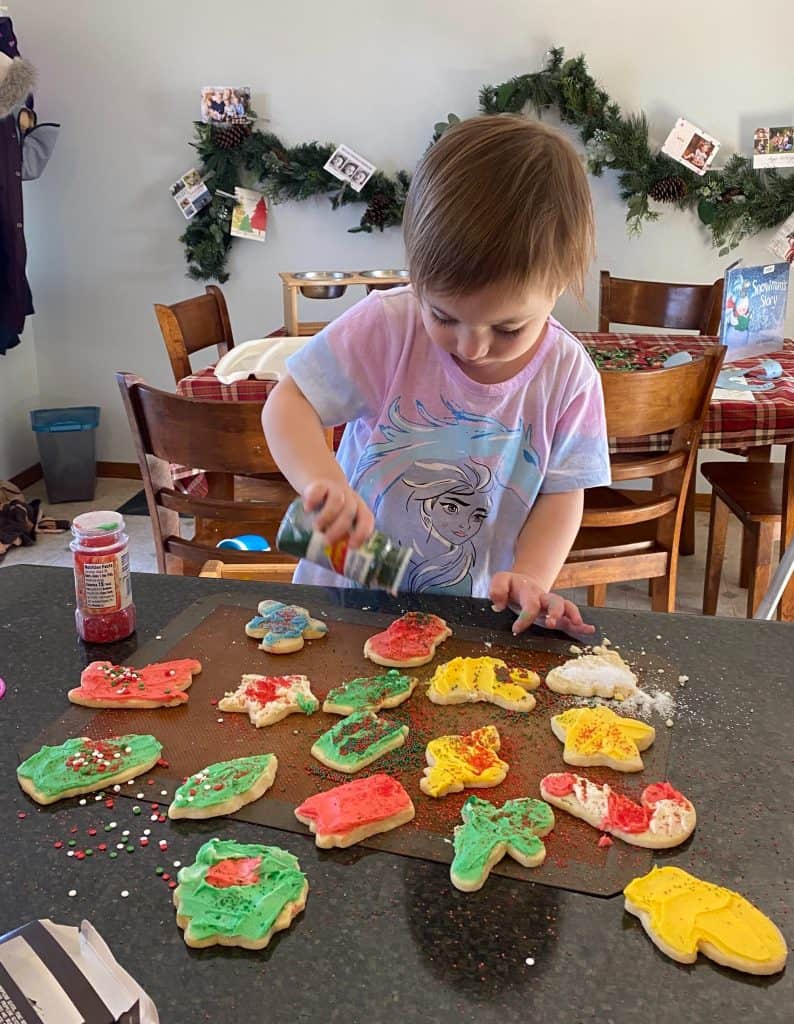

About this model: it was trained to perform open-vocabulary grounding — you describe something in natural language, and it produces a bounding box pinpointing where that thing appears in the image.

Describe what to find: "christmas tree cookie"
[540,773,696,848]
[310,711,409,774]
[550,705,655,772]
[624,866,787,975]
[295,773,415,848]
[450,796,555,892]
[218,674,319,727]
[420,725,508,798]
[68,658,202,708]
[245,599,327,653]
[364,611,451,667]
[17,734,162,805]
[174,838,308,949]
[322,669,418,715]
[427,656,539,712]
[168,755,278,820]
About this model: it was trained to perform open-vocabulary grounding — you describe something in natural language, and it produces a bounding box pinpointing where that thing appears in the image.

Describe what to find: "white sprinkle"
[217,718,224,723]
[657,668,665,674]
[136,792,144,799]
[120,890,129,898]
[109,821,117,828]
[666,719,674,728]
[116,843,125,850]
[483,640,493,648]
[144,828,151,836]
[293,729,299,735]
[678,675,689,684]
[150,813,158,821]
[121,829,130,837]
[127,780,134,786]
[155,635,162,640]
[124,747,132,754]
[173,860,181,868]
[78,799,86,806]
[187,796,194,802]
[67,851,74,857]
[204,784,212,791]
[113,785,121,792]
[656,635,662,640]
[525,957,535,966]
[94,794,102,801]
[68,889,77,897]
[160,790,168,796]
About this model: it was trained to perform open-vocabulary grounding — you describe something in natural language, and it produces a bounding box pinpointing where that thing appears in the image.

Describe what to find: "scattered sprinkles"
[68,889,77,897]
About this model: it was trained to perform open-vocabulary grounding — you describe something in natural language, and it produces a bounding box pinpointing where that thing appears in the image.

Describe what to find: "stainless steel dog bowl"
[294,271,352,299]
[360,269,410,292]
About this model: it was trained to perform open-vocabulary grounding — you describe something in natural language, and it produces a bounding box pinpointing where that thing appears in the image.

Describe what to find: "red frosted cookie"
[363,612,451,668]
[294,773,415,848]
[68,659,202,708]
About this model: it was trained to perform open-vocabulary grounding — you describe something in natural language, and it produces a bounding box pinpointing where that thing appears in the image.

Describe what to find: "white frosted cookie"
[245,599,328,653]
[218,674,318,727]
[540,772,696,849]
[427,656,539,712]
[545,649,638,699]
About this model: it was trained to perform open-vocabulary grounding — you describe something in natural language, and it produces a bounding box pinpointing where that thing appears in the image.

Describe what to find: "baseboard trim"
[10,462,43,489]
[97,461,142,480]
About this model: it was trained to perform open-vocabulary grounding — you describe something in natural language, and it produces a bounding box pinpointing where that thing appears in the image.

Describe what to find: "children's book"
[719,262,790,362]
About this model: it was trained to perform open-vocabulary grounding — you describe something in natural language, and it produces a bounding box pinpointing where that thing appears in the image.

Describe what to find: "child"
[263,115,610,635]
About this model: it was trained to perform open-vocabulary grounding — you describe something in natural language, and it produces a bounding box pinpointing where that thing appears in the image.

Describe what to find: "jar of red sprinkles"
[70,511,136,643]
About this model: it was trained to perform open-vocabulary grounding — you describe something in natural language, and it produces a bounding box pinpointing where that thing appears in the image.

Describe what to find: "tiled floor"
[0,478,770,619]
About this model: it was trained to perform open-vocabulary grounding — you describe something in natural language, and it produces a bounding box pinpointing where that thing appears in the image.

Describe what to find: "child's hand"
[302,479,375,548]
[489,571,595,637]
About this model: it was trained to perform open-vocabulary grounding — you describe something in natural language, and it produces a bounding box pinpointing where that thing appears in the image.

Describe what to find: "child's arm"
[262,377,374,546]
[490,490,594,636]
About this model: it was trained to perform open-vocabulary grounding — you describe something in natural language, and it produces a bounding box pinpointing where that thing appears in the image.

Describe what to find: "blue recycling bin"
[30,406,100,503]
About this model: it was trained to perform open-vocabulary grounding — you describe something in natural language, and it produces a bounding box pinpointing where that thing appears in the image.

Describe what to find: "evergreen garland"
[181,47,794,282]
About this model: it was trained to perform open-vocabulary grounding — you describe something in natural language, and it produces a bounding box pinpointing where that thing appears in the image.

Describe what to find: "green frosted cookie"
[322,669,418,715]
[310,711,408,774]
[168,754,278,819]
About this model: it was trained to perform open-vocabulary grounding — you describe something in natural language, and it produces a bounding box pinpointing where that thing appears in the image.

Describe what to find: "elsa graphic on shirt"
[352,398,542,594]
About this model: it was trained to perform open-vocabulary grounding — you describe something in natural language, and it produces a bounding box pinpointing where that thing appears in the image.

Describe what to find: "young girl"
[263,115,610,635]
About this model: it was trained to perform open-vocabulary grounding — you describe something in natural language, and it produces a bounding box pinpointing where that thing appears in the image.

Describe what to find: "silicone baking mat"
[24,596,673,897]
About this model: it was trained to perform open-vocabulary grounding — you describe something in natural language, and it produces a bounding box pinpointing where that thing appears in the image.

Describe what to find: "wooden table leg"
[739,445,773,588]
[282,281,299,337]
[780,442,794,621]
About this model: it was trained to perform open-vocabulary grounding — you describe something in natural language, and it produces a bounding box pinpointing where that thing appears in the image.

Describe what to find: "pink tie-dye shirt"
[286,286,610,598]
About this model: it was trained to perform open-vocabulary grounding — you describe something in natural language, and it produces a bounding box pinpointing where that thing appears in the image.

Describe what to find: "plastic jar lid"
[72,510,127,537]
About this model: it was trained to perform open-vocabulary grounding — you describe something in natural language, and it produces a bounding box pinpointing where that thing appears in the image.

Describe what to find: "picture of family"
[323,143,376,193]
[200,87,251,124]
[753,125,794,169]
[661,118,720,176]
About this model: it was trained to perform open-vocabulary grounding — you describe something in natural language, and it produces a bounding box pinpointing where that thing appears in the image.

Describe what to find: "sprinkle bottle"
[70,511,136,643]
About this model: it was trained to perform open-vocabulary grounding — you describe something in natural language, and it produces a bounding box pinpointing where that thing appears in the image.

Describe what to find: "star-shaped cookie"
[550,706,655,772]
[450,795,555,891]
[218,674,319,727]
[420,725,508,798]
[245,599,328,653]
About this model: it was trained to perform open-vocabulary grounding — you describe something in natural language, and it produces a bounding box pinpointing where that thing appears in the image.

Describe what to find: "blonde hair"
[403,115,594,300]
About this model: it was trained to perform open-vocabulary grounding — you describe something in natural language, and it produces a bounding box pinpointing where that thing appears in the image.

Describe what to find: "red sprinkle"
[151,804,159,810]
[87,828,97,836]
[147,779,155,786]
[75,850,85,860]
[210,699,218,706]
[212,783,224,791]
[162,873,171,881]
[598,834,614,849]
[140,837,149,847]
[98,843,107,852]
[157,758,170,768]
[53,841,63,849]
[17,811,26,819]
[168,881,177,889]
[70,826,78,834]
[105,799,115,809]
[158,814,166,823]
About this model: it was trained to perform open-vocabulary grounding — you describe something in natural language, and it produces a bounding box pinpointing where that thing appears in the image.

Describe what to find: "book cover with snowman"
[719,262,790,362]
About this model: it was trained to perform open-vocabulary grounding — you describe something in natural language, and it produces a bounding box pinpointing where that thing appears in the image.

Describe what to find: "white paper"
[323,144,376,192]
[661,117,720,176]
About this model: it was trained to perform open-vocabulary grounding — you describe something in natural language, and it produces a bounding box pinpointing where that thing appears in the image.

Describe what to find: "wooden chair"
[154,285,235,385]
[553,347,725,612]
[598,271,724,335]
[701,462,782,617]
[199,559,296,583]
[117,372,331,575]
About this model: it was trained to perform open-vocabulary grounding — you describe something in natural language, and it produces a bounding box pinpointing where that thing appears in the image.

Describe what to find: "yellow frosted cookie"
[624,866,787,975]
[427,656,539,712]
[550,705,655,772]
[420,725,508,798]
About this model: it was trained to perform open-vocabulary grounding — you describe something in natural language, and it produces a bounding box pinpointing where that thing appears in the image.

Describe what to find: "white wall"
[8,0,794,470]
[0,325,40,479]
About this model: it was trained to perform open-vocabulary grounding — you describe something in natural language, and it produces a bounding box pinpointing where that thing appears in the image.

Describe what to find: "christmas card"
[324,144,376,193]
[753,125,794,169]
[170,168,211,220]
[661,117,720,176]
[230,187,267,241]
[719,262,790,362]
[768,211,794,264]
[200,86,251,124]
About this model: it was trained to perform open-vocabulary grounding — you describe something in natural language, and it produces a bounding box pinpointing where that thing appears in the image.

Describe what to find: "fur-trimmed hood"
[0,54,36,118]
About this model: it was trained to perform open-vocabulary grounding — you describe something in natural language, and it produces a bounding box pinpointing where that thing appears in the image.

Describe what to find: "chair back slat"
[599,271,723,335]
[154,285,235,385]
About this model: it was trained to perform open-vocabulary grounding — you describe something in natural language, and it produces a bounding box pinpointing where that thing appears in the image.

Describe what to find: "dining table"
[2,564,793,1023]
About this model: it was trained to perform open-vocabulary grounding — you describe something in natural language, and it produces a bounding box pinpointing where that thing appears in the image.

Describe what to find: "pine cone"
[648,175,688,203]
[362,192,391,229]
[212,122,252,150]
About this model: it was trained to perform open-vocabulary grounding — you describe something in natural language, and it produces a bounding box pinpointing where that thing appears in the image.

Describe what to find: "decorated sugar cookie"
[174,838,308,949]
[364,611,451,668]
[540,773,696,848]
[68,658,202,709]
[218,674,319,727]
[323,669,418,715]
[295,773,415,848]
[245,599,328,653]
[311,711,409,773]
[550,706,655,772]
[420,725,508,798]
[450,796,555,892]
[624,866,788,975]
[427,656,539,712]
[545,649,638,700]
[17,734,162,805]
[168,754,278,820]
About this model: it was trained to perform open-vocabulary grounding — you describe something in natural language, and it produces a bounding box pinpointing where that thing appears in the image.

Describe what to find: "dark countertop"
[0,565,791,1023]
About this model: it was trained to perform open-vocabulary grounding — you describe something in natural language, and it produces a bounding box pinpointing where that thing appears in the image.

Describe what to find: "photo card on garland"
[661,117,720,176]
[324,143,376,192]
